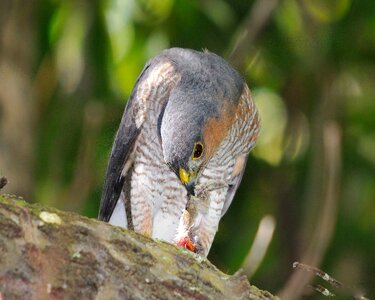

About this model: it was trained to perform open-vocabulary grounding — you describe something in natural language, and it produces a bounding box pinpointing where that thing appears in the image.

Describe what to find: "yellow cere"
[179,168,190,185]
[39,211,62,225]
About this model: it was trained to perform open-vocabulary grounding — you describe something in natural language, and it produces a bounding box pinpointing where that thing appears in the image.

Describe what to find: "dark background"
[0,0,374,298]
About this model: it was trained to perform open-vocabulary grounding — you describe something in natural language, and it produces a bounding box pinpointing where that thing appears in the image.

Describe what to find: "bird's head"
[174,140,205,196]
[159,98,209,195]
[159,83,237,195]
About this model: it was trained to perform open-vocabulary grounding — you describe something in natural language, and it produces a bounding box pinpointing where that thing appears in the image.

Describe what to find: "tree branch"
[0,195,276,300]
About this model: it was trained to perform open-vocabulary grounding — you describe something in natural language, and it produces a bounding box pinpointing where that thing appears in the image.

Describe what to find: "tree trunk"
[0,195,276,300]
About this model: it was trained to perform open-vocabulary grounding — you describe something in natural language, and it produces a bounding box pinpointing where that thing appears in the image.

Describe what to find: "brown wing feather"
[99,55,179,222]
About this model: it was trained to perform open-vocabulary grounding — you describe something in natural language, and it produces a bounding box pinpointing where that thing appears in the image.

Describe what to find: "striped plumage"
[99,48,260,256]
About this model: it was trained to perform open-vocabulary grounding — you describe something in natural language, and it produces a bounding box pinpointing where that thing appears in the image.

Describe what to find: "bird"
[98,48,260,256]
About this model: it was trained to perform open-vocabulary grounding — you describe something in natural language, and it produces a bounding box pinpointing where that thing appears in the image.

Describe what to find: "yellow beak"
[179,168,197,195]
[179,168,190,185]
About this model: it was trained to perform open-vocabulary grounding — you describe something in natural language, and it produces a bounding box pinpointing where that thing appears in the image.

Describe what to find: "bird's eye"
[192,142,204,160]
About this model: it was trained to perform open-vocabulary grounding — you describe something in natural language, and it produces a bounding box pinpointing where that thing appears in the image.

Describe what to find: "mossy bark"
[0,195,276,300]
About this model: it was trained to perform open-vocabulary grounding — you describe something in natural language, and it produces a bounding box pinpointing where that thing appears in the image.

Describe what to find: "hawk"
[99,48,260,256]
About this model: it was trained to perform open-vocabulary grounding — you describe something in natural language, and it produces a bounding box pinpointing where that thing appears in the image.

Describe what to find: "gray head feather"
[159,48,244,174]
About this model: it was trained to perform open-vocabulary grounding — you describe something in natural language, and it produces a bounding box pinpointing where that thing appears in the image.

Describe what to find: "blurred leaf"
[283,112,310,162]
[145,30,170,58]
[53,3,89,93]
[246,50,284,90]
[48,3,69,46]
[112,49,145,97]
[104,0,135,62]
[136,0,174,23]
[201,0,235,30]
[302,0,351,23]
[252,88,287,166]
